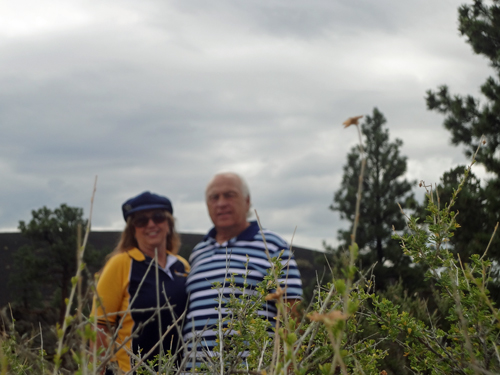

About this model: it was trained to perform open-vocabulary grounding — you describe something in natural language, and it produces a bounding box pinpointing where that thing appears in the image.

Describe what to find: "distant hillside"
[0,231,324,307]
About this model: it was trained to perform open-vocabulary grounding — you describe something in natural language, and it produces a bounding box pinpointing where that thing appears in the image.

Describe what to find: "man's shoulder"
[189,231,216,263]
[193,235,215,251]
[256,228,288,246]
[236,222,290,254]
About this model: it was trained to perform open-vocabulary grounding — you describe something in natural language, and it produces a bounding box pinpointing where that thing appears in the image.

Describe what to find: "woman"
[92,191,189,374]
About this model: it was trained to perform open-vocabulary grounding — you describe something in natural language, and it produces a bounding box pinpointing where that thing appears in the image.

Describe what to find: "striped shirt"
[182,221,302,368]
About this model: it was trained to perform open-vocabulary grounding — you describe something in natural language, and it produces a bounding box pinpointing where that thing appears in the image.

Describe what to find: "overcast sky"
[0,0,492,251]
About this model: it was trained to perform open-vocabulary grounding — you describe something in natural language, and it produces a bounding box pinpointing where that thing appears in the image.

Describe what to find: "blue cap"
[122,191,173,221]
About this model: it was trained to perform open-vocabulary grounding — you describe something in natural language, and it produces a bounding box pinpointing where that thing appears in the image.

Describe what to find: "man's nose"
[216,196,229,206]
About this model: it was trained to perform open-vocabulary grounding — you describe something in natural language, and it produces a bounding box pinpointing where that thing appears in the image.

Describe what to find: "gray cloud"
[0,0,492,250]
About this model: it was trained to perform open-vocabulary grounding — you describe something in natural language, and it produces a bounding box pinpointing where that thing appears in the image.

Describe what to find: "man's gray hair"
[236,173,250,199]
[206,172,250,199]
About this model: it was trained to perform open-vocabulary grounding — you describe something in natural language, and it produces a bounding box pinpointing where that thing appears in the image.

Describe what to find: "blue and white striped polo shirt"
[182,221,302,367]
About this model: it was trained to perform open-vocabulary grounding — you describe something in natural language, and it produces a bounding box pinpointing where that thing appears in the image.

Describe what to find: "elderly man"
[182,172,303,368]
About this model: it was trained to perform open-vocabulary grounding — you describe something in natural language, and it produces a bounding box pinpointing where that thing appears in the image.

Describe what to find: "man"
[182,172,303,369]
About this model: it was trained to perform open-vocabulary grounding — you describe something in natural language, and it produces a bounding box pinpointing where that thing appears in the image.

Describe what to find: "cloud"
[0,0,493,252]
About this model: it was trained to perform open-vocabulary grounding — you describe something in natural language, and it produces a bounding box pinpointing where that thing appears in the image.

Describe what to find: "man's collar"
[204,220,260,243]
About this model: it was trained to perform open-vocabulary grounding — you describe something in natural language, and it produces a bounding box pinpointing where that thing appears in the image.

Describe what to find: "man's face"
[206,174,250,233]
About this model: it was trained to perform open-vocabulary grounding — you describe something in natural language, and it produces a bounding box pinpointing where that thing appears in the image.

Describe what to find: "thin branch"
[480,222,499,261]
[53,176,97,375]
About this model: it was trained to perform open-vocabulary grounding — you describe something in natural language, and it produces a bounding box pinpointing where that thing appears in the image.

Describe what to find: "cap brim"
[124,204,171,220]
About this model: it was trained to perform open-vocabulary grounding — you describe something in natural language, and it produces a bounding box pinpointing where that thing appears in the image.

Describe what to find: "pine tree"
[331,108,420,290]
[426,0,500,174]
[426,0,500,267]
[10,204,101,323]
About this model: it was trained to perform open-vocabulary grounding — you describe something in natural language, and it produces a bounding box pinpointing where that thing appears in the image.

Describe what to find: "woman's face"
[132,209,170,254]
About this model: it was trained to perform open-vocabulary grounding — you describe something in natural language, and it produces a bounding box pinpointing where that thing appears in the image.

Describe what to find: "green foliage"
[10,204,104,323]
[330,108,421,292]
[367,163,500,374]
[426,0,500,176]
[206,246,388,375]
[9,245,45,309]
[426,166,492,263]
[209,257,277,372]
[1,320,49,375]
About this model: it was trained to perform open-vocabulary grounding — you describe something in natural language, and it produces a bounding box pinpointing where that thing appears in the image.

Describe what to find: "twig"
[219,246,233,374]
[254,211,279,374]
[351,127,366,247]
[230,370,265,375]
[449,266,478,374]
[154,247,163,371]
[76,222,85,375]
[53,176,97,375]
[39,322,44,374]
[480,222,499,261]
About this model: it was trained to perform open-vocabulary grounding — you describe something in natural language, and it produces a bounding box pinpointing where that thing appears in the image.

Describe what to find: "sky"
[0,0,493,251]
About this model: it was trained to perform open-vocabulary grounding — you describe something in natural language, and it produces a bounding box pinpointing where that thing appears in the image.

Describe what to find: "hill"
[0,231,322,307]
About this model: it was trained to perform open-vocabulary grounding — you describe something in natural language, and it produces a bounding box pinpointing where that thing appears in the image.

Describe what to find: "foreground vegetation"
[1,123,498,375]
